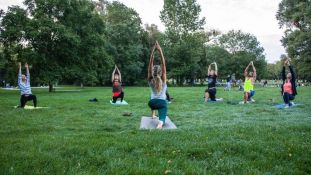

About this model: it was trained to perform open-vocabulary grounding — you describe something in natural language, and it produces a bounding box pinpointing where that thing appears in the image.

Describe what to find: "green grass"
[0,86,310,174]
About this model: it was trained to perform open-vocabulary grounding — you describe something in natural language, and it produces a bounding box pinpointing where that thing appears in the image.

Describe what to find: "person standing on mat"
[18,62,37,108]
[148,41,167,129]
[204,62,219,102]
[243,61,257,104]
[111,65,124,103]
[281,59,297,108]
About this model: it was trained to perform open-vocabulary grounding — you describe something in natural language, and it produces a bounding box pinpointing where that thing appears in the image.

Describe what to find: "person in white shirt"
[18,62,37,108]
[147,41,167,129]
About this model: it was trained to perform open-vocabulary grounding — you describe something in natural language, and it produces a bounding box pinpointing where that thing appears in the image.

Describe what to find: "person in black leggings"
[111,65,124,103]
[18,62,37,108]
[204,62,219,102]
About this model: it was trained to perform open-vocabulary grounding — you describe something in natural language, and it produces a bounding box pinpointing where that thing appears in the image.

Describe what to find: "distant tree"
[160,0,207,85]
[276,0,311,81]
[104,1,145,85]
[216,30,267,80]
[0,0,112,91]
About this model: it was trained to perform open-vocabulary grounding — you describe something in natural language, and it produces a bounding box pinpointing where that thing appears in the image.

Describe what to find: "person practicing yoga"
[281,59,297,108]
[111,65,124,103]
[243,61,256,104]
[204,62,220,102]
[148,41,168,129]
[18,62,37,108]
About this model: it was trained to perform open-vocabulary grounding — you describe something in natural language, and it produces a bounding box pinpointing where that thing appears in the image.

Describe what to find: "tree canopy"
[0,0,270,89]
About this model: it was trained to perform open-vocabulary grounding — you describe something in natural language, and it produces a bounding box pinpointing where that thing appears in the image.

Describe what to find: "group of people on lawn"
[17,41,298,129]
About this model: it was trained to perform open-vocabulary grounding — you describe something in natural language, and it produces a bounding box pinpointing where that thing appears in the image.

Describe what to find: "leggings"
[283,92,295,105]
[112,91,124,103]
[205,88,216,101]
[20,94,37,108]
[148,99,167,123]
[247,90,255,101]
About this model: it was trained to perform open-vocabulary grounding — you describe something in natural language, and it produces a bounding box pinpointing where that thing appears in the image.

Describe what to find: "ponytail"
[151,65,163,93]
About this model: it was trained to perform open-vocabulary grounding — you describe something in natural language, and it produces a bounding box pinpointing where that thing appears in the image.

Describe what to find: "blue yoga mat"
[274,103,300,109]
[208,99,224,102]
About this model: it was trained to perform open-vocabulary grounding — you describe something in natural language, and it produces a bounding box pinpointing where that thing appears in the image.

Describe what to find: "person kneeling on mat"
[243,61,256,104]
[111,65,124,103]
[281,59,297,108]
[18,62,37,108]
[148,41,168,129]
[205,62,219,102]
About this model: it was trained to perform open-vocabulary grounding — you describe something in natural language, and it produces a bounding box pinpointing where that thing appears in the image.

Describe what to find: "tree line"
[0,0,308,91]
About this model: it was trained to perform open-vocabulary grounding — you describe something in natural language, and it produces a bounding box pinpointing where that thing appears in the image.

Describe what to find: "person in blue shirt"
[18,62,37,108]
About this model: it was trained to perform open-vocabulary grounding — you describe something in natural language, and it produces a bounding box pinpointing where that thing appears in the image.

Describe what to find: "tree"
[0,0,112,91]
[104,1,145,85]
[160,0,207,85]
[216,30,267,80]
[276,0,311,81]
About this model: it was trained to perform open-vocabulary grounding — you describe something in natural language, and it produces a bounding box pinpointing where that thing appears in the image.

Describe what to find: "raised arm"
[25,63,30,82]
[287,60,295,81]
[214,62,218,76]
[116,66,122,83]
[148,44,156,80]
[156,41,166,82]
[112,65,117,82]
[244,62,251,77]
[251,61,256,80]
[18,62,22,84]
[282,59,287,81]
[207,64,211,76]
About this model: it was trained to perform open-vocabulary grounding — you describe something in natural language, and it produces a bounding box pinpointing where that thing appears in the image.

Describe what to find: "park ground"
[0,86,310,174]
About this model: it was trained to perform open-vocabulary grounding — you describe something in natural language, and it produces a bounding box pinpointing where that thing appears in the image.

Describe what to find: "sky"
[0,0,286,63]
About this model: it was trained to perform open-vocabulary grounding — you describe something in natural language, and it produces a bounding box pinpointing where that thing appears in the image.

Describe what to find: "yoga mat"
[14,105,48,109]
[110,100,128,105]
[274,103,301,109]
[208,99,223,102]
[140,116,177,129]
[238,101,255,104]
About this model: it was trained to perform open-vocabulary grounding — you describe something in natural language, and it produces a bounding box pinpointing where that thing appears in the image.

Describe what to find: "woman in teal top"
[148,41,167,129]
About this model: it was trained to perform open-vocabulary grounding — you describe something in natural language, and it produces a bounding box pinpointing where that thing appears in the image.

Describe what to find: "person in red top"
[281,59,297,108]
[111,65,124,103]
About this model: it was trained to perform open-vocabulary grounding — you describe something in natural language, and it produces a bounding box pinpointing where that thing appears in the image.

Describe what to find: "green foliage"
[103,1,145,85]
[276,0,311,81]
[160,0,207,85]
[0,87,311,174]
[0,0,112,90]
[215,30,267,80]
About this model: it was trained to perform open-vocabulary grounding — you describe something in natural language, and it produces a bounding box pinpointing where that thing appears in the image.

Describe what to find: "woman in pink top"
[281,59,297,108]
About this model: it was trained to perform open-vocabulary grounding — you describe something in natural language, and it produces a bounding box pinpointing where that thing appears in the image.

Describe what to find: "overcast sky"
[1,0,286,63]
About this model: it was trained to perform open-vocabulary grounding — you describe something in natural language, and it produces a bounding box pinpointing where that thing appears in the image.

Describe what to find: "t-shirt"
[149,81,167,100]
[207,75,217,88]
[283,81,293,94]
[18,72,32,95]
[112,80,122,93]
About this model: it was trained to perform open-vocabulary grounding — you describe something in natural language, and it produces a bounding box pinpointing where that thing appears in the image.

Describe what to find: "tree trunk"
[49,82,53,92]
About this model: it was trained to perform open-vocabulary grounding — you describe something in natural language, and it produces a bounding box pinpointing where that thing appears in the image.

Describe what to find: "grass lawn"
[0,86,310,174]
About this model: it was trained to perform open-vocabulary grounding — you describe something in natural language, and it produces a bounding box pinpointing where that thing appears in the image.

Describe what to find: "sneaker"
[289,102,295,106]
[284,104,289,108]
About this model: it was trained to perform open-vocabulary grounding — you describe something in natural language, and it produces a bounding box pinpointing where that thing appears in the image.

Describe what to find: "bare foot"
[156,121,163,129]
